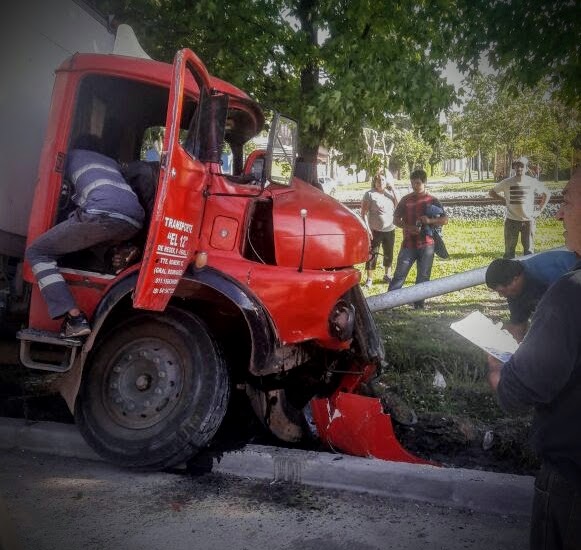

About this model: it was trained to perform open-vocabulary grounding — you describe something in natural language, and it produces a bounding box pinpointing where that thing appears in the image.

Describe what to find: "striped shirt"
[67,150,145,228]
[493,175,549,221]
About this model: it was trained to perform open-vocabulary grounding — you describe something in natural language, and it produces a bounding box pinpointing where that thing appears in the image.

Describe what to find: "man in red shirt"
[387,169,448,309]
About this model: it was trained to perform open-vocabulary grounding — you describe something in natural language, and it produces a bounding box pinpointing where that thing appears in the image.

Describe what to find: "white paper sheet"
[450,311,519,363]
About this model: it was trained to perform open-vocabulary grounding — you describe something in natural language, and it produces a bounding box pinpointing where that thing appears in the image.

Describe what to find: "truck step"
[16,329,82,373]
[16,328,83,347]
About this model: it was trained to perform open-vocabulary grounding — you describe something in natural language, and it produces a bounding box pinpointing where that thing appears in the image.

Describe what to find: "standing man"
[360,174,399,287]
[487,168,581,550]
[388,169,448,309]
[490,156,550,258]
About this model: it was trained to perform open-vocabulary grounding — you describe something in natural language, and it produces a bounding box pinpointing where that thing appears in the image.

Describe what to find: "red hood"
[270,179,370,269]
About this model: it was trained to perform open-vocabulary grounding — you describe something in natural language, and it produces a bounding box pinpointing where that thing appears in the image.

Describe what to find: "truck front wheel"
[75,310,229,470]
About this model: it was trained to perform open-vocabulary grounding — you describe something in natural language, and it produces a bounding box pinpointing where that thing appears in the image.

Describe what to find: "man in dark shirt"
[485,251,577,341]
[487,169,581,550]
[388,169,448,309]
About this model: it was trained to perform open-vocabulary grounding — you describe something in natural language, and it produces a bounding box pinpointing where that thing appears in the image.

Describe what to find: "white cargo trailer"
[0,0,115,258]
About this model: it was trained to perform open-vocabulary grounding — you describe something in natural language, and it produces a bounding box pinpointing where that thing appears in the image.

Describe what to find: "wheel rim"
[102,338,185,429]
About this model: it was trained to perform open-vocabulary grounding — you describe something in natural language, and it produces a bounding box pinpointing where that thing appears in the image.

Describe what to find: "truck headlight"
[328,300,355,341]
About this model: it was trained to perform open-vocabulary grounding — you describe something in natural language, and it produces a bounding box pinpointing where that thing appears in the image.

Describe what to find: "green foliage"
[453,74,580,178]
[455,0,581,111]
[452,74,497,159]
[533,99,580,180]
[428,132,463,176]
[97,1,579,183]
[391,127,433,176]
[352,127,398,177]
[98,0,458,172]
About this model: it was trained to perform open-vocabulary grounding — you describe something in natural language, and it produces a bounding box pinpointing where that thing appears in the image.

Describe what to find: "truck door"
[133,49,221,310]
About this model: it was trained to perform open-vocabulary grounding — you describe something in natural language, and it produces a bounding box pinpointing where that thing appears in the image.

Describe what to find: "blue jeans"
[388,246,435,308]
[530,464,581,550]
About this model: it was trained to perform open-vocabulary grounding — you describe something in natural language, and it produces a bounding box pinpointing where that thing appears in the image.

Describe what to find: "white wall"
[0,0,114,252]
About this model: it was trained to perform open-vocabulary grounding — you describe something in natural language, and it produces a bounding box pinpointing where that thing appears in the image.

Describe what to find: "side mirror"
[265,113,298,186]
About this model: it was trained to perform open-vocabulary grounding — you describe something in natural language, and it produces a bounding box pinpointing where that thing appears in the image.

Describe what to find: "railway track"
[340,195,563,210]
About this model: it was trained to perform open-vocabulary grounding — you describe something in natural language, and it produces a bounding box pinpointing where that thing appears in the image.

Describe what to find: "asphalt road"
[0,449,528,550]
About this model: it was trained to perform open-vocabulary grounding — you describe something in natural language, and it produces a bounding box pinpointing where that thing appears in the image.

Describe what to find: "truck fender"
[58,267,278,412]
[180,267,278,375]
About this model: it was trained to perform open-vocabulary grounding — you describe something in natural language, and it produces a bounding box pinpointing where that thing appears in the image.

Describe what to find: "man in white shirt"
[490,156,550,258]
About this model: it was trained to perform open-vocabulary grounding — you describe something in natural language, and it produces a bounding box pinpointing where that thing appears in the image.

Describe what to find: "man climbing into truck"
[25,135,145,338]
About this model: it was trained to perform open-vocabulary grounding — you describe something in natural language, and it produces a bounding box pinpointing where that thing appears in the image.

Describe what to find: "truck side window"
[141,126,164,161]
[221,143,233,175]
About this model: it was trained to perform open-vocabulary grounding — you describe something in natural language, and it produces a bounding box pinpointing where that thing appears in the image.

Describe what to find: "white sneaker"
[364,278,373,288]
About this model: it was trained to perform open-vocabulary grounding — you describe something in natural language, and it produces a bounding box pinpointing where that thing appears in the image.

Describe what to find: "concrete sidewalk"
[0,417,534,517]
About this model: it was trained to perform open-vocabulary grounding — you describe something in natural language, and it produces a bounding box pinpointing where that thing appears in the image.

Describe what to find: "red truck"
[2,12,425,469]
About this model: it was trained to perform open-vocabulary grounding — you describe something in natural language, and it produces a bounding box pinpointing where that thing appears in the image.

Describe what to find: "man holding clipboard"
[487,169,581,550]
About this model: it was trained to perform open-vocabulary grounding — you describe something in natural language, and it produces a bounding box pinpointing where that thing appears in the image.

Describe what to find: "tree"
[529,99,579,181]
[452,75,497,180]
[391,127,432,179]
[359,127,395,179]
[96,0,457,183]
[456,0,581,112]
[453,74,580,180]
[429,132,459,178]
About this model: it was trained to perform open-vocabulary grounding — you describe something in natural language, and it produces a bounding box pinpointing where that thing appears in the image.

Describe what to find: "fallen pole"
[367,268,487,312]
[366,247,568,312]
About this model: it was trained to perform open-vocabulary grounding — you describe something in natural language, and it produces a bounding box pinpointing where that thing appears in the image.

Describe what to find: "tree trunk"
[295,0,321,186]
[382,137,394,174]
[477,148,482,180]
[507,148,514,177]
[295,145,320,187]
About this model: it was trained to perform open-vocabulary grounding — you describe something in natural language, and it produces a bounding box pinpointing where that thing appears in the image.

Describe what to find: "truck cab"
[13,46,425,469]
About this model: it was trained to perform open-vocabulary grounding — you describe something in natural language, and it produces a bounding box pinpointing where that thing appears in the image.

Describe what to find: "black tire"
[75,309,229,470]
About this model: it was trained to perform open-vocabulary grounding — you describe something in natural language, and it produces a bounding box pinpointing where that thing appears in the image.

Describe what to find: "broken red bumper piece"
[310,391,432,465]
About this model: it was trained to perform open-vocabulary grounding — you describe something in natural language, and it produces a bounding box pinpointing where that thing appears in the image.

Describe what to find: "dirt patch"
[392,412,538,475]
[368,301,542,476]
[0,362,74,423]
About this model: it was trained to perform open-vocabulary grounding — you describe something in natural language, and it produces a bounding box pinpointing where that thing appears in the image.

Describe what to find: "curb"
[0,417,534,517]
